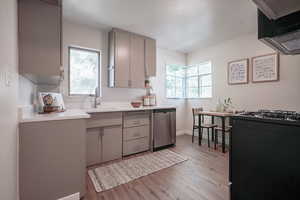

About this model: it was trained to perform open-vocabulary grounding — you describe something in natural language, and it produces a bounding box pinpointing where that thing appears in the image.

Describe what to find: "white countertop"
[20,109,91,123]
[19,104,176,123]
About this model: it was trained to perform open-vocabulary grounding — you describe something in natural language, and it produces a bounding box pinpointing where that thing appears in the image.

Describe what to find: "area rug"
[88,149,188,192]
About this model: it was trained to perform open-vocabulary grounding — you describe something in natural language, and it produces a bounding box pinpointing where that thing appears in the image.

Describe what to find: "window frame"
[165,64,186,99]
[68,46,101,96]
[165,61,213,99]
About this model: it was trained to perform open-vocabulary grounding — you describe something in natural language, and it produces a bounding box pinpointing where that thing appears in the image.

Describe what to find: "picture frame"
[228,58,249,85]
[251,53,279,83]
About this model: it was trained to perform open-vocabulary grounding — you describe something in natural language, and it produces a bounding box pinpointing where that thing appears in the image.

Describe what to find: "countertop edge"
[85,106,177,113]
[19,111,91,124]
[19,106,177,123]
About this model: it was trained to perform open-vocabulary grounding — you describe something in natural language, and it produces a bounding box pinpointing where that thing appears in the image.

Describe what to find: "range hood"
[258,9,300,55]
[253,0,300,20]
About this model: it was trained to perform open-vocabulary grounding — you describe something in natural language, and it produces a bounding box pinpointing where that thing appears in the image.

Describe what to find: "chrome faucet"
[94,87,101,108]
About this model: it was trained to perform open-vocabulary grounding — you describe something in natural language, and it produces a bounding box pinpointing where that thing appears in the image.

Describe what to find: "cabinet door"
[18,0,61,78]
[145,38,156,77]
[114,30,130,88]
[86,128,101,166]
[102,126,122,163]
[130,34,145,88]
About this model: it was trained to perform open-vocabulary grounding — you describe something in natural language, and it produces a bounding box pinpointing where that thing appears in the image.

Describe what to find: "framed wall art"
[252,53,279,83]
[228,58,249,85]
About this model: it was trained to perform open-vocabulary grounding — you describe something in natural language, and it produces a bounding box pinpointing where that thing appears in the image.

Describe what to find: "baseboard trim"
[176,130,192,136]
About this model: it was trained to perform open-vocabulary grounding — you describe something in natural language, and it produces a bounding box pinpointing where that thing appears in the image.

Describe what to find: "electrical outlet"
[57,193,80,200]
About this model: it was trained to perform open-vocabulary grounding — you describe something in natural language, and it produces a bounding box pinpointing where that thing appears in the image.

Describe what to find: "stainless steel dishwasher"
[153,109,176,151]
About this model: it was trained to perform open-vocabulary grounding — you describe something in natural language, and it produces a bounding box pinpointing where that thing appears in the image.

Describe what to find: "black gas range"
[230,109,300,200]
[236,110,300,125]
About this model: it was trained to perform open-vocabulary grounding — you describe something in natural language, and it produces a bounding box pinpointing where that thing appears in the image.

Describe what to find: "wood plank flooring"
[84,135,229,200]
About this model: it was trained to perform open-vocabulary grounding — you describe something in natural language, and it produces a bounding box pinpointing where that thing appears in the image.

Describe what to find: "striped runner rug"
[88,149,188,192]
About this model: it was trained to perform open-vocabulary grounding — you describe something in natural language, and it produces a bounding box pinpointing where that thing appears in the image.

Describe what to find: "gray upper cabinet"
[108,28,156,88]
[145,38,157,77]
[18,0,62,85]
[130,34,146,88]
[114,30,131,88]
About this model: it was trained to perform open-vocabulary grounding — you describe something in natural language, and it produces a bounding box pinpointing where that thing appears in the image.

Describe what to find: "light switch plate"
[5,71,12,87]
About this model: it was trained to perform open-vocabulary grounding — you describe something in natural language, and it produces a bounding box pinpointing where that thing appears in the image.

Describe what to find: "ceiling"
[63,0,257,53]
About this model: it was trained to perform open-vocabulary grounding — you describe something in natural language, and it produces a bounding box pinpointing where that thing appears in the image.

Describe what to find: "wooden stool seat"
[201,124,218,129]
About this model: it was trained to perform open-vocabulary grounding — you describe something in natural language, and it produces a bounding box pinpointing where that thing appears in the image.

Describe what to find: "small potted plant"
[223,97,233,112]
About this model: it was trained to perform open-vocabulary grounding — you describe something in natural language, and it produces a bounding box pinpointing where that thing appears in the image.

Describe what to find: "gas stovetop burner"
[240,110,300,121]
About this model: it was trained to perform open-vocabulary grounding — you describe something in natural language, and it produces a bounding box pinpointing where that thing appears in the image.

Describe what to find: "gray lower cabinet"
[86,126,122,166]
[102,126,122,163]
[123,111,151,156]
[86,128,101,166]
[19,119,86,200]
[123,136,150,156]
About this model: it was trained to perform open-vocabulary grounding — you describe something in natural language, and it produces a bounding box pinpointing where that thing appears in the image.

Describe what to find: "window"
[69,47,100,95]
[166,61,212,99]
[166,65,185,98]
[186,62,212,98]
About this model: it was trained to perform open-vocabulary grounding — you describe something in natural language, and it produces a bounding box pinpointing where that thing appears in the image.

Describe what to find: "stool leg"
[199,128,203,146]
[192,127,195,143]
[214,129,217,150]
[207,128,210,148]
[212,129,214,142]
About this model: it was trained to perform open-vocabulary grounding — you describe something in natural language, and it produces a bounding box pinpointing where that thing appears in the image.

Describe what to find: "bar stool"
[192,108,203,143]
[192,108,217,148]
[214,125,232,152]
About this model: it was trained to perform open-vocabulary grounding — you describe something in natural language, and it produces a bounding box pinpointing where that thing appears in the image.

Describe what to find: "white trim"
[176,129,192,136]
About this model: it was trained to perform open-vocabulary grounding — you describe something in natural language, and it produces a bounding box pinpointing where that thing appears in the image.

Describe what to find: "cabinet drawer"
[123,137,149,156]
[123,125,150,141]
[87,112,122,128]
[123,112,150,128]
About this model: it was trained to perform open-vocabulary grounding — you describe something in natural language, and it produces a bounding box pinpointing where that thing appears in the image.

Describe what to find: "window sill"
[166,97,213,100]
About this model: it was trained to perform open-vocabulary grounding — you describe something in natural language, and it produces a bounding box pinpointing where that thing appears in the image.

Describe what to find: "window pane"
[200,86,212,98]
[165,62,212,99]
[199,62,212,75]
[166,76,176,98]
[69,48,100,95]
[187,66,198,77]
[166,65,185,77]
[187,76,198,88]
[187,88,199,98]
[175,87,184,98]
[200,75,212,87]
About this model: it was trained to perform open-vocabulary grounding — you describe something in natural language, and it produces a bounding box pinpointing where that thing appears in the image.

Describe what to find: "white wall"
[186,33,300,131]
[151,48,187,132]
[18,76,37,107]
[0,0,19,199]
[62,20,187,132]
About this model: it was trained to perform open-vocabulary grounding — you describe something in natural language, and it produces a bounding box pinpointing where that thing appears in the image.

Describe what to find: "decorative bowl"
[131,102,142,108]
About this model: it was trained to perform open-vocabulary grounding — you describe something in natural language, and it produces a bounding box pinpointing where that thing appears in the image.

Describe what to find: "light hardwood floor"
[84,134,229,200]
